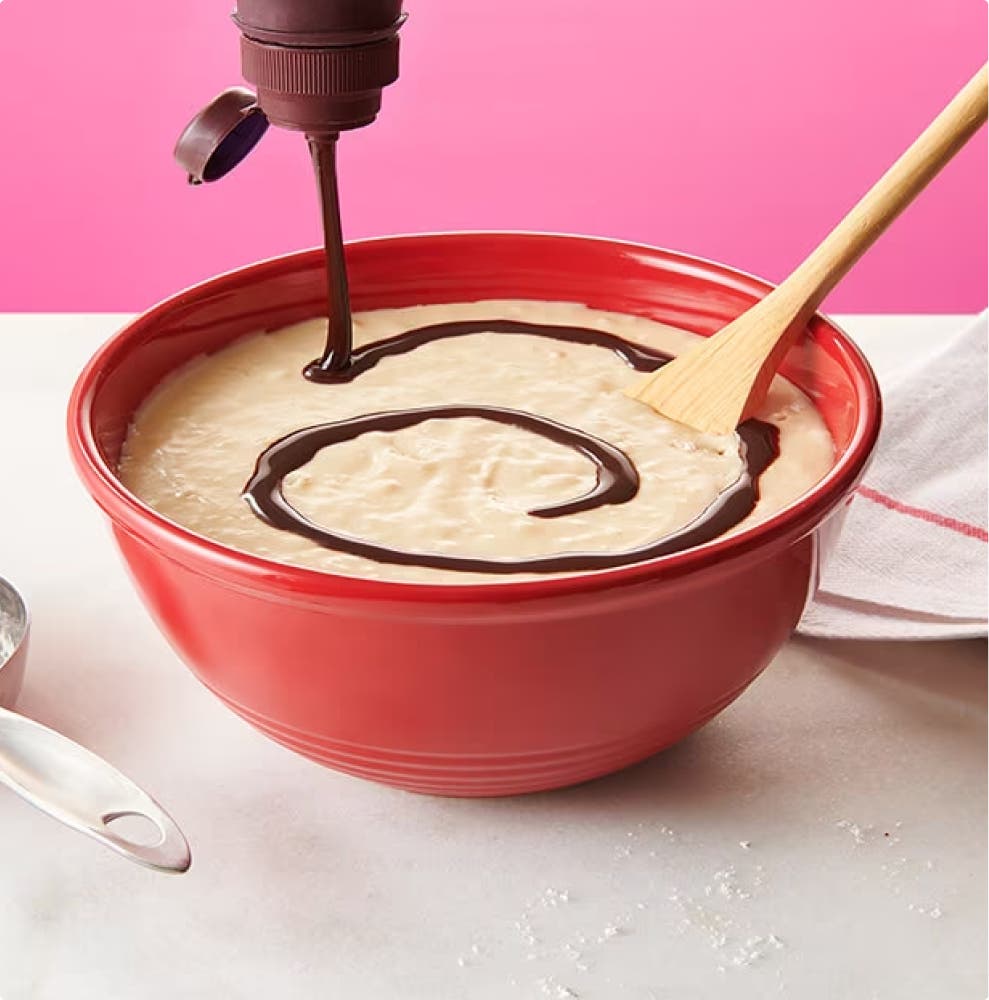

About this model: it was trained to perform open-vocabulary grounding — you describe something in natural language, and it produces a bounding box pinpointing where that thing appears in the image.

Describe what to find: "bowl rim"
[67,231,882,604]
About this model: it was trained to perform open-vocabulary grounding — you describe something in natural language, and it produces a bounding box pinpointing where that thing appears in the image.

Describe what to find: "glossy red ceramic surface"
[67,234,881,796]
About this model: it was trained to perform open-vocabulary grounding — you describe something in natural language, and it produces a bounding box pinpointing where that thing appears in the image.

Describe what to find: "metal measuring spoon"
[0,576,190,873]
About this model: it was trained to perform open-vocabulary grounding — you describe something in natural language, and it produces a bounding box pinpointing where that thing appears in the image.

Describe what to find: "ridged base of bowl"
[210,683,738,797]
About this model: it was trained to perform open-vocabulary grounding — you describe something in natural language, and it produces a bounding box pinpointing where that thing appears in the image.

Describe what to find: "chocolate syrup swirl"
[242,319,780,574]
[246,405,638,545]
[275,121,779,574]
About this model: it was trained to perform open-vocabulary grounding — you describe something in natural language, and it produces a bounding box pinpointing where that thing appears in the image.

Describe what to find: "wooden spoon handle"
[627,65,987,435]
[783,63,988,315]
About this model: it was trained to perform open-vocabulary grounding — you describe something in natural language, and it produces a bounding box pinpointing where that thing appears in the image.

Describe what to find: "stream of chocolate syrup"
[305,134,353,377]
[247,141,779,573]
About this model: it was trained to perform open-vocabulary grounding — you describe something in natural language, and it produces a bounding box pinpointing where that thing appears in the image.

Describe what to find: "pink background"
[0,0,985,313]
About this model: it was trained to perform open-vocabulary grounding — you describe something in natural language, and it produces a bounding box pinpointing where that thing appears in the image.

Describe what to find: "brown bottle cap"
[233,0,407,133]
[173,87,269,184]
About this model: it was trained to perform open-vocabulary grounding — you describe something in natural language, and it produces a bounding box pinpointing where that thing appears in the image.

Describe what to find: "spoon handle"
[779,63,988,322]
[0,705,190,873]
[628,64,988,435]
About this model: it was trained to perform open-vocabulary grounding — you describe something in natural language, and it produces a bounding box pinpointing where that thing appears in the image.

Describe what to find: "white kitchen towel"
[799,312,988,640]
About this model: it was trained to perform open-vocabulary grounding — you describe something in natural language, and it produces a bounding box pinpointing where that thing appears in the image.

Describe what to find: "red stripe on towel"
[857,486,989,542]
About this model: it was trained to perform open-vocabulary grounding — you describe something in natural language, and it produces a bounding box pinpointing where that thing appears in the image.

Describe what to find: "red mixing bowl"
[67,233,880,796]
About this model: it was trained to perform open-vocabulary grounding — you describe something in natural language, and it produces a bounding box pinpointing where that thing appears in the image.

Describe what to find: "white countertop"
[0,314,984,1000]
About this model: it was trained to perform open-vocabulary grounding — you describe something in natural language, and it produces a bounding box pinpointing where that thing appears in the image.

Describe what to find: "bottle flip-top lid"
[174,87,270,185]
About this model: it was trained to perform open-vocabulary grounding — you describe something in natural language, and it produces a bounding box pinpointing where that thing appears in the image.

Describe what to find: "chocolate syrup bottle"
[174,0,407,376]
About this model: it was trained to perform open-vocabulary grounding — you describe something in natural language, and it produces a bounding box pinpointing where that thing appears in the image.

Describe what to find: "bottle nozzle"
[173,1,407,378]
[234,0,406,134]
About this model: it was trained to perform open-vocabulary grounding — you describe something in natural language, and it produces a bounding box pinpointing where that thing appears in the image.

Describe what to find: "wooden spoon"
[626,64,988,435]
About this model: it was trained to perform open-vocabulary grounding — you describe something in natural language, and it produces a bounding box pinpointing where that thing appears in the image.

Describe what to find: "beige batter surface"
[120,300,834,583]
